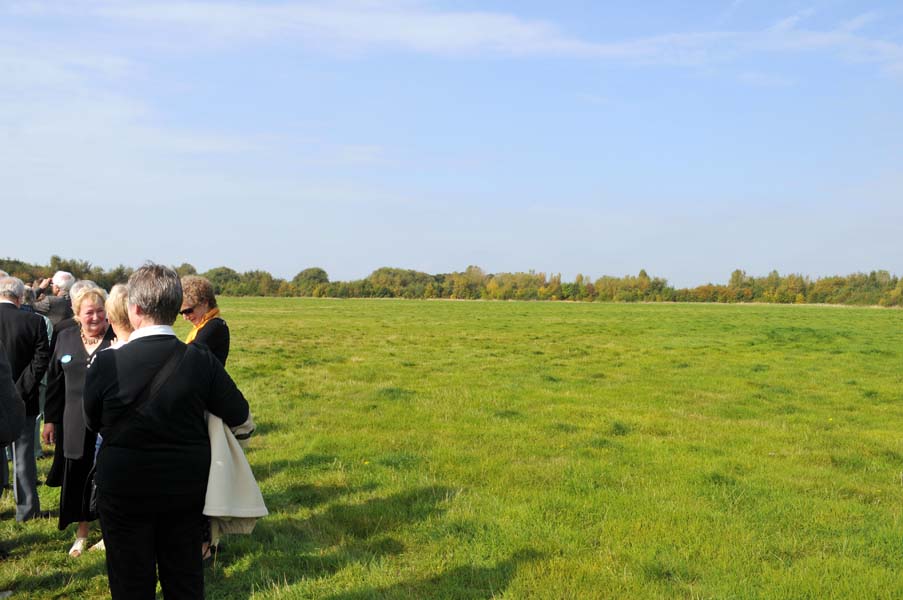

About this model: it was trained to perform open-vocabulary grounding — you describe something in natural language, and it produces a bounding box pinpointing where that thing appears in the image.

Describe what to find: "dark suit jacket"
[45,326,115,458]
[0,302,51,416]
[84,334,249,500]
[33,293,73,328]
[0,345,25,445]
[192,317,230,366]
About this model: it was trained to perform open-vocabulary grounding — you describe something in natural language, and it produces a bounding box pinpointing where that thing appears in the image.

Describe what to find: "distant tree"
[293,267,329,296]
[293,267,329,286]
[203,266,241,295]
[174,263,198,277]
[94,264,133,290]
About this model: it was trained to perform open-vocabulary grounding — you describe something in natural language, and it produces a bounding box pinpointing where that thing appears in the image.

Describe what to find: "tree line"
[2,256,902,307]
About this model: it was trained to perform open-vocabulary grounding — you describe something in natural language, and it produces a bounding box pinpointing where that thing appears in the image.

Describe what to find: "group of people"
[0,264,250,598]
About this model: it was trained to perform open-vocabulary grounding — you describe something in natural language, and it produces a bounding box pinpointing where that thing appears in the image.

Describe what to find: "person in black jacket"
[0,277,50,522]
[85,264,250,599]
[43,286,114,555]
[180,275,229,366]
[0,345,25,457]
[0,345,25,566]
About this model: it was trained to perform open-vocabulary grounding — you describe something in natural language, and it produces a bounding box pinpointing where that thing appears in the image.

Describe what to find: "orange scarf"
[185,307,221,344]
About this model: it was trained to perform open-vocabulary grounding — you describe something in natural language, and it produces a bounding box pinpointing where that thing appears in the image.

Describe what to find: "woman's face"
[180,299,209,326]
[79,299,107,338]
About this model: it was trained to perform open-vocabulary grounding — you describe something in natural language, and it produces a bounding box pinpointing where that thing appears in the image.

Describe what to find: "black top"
[0,345,24,444]
[84,335,249,499]
[45,325,115,457]
[192,317,230,366]
[0,303,50,416]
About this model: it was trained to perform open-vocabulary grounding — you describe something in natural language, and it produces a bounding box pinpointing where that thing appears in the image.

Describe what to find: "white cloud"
[737,71,794,87]
[6,1,903,74]
[839,12,879,33]
[769,9,816,33]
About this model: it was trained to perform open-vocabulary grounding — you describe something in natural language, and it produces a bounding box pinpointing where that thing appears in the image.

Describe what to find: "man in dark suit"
[0,345,25,567]
[0,346,25,456]
[85,264,250,599]
[32,271,75,329]
[0,277,50,522]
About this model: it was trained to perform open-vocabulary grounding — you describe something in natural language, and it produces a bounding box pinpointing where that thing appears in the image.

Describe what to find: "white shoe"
[68,537,88,558]
[89,539,105,552]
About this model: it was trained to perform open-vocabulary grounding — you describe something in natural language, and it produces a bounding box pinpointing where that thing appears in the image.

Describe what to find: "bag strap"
[103,343,187,446]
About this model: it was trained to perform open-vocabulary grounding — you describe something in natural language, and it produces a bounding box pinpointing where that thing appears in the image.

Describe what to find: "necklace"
[80,328,105,346]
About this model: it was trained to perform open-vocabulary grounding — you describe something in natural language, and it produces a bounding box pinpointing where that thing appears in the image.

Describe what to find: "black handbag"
[83,345,186,519]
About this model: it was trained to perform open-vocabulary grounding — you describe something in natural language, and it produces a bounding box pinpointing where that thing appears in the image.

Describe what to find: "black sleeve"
[44,342,66,424]
[203,350,248,427]
[0,347,23,434]
[84,350,113,433]
[193,318,230,366]
[17,316,50,401]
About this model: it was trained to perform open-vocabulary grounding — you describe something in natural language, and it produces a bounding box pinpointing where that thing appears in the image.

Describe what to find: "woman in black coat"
[180,276,229,365]
[44,286,114,557]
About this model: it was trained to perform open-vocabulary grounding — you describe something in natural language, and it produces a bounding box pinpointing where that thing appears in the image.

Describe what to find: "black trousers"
[98,492,205,599]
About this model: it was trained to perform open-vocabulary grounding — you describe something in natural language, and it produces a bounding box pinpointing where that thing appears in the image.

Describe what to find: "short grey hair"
[0,270,8,278]
[52,271,75,293]
[0,277,25,303]
[128,263,182,325]
[69,280,98,311]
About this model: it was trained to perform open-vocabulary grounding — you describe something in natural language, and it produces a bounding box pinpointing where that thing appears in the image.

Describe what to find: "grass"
[2,299,903,598]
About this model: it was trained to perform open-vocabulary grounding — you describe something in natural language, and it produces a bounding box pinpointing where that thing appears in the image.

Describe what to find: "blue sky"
[3,1,901,287]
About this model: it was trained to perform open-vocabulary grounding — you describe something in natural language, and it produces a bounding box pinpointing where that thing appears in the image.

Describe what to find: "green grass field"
[2,299,903,599]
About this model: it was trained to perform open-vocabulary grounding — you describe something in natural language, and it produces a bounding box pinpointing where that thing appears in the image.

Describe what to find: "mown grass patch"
[1,300,902,598]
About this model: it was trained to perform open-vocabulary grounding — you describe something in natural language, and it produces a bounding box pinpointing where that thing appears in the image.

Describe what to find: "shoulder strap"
[103,343,187,445]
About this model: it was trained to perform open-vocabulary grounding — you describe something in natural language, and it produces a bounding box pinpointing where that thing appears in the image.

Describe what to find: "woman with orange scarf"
[180,275,231,561]
[180,276,229,366]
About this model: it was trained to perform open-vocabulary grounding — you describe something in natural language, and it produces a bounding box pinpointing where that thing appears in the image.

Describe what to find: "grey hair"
[0,277,25,303]
[0,270,8,278]
[52,271,75,293]
[128,263,182,325]
[69,280,98,311]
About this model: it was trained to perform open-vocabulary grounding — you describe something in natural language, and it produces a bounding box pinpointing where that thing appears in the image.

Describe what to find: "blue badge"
[61,355,72,364]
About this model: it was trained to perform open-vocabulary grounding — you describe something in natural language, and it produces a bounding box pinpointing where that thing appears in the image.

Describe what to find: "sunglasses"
[179,305,197,316]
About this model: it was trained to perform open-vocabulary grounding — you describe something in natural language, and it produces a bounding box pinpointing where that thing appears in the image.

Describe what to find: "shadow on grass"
[265,482,371,513]
[254,453,340,484]
[4,530,46,551]
[324,548,544,600]
[206,486,456,599]
[4,553,107,597]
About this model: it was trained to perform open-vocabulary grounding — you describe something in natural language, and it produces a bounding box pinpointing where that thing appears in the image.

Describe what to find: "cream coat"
[204,414,268,545]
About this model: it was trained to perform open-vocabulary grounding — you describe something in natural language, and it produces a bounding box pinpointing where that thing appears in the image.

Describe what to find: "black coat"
[192,317,230,366]
[45,326,115,458]
[84,334,249,500]
[0,302,50,416]
[0,345,25,445]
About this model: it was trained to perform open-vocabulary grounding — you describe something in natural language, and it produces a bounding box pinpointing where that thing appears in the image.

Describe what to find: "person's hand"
[39,278,51,291]
[42,423,55,445]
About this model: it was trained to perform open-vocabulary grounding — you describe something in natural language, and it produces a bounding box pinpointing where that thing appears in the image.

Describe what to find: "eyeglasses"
[179,306,197,316]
